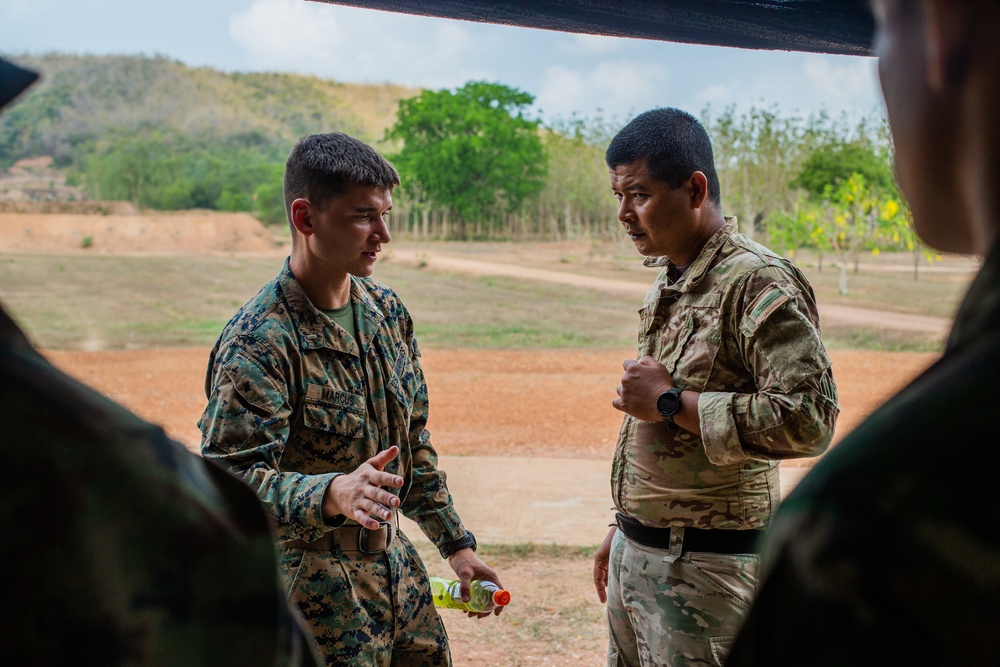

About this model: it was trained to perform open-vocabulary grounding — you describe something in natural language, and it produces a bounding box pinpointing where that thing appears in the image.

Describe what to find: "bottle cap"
[492,589,511,606]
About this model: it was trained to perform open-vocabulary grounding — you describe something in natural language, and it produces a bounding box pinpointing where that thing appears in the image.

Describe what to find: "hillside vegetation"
[1,53,416,166]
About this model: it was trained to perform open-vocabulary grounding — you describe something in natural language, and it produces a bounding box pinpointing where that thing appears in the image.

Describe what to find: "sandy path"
[389,248,953,335]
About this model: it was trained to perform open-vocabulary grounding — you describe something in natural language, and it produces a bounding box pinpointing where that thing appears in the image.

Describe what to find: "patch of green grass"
[476,543,599,560]
[821,325,946,353]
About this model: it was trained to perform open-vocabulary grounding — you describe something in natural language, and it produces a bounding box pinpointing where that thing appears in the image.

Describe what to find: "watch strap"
[439,531,477,559]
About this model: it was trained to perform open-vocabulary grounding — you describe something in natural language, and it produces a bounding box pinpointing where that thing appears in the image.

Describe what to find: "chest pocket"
[302,383,365,439]
[661,292,723,392]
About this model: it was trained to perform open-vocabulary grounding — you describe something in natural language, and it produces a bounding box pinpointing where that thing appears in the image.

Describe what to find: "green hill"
[0,53,418,222]
[1,53,417,167]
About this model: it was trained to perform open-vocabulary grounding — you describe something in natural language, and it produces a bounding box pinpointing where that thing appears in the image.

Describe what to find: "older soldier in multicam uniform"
[199,132,502,667]
[0,57,316,667]
[592,107,839,667]
[726,1,1000,665]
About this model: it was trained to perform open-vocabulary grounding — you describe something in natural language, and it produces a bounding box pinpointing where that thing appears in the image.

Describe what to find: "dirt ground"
[43,347,935,462]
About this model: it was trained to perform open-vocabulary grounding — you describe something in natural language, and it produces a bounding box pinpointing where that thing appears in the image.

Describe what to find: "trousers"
[606,529,758,667]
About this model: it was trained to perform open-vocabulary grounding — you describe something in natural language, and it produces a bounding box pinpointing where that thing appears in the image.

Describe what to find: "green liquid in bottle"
[429,577,511,613]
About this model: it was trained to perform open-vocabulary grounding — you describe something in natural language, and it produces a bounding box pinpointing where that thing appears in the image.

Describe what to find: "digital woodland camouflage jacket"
[613,221,839,529]
[199,258,467,550]
[0,306,315,666]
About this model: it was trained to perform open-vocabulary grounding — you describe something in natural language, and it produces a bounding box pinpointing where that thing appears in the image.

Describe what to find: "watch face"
[657,390,681,417]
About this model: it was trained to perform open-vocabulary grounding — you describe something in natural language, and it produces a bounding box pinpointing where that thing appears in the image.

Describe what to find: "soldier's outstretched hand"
[322,446,404,530]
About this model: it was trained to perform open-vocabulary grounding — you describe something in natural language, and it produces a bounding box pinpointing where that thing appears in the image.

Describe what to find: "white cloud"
[801,54,881,109]
[534,60,670,120]
[229,0,493,88]
[684,53,882,119]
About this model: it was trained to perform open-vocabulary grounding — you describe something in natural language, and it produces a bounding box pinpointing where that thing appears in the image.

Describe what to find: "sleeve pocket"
[223,353,284,414]
[740,282,797,338]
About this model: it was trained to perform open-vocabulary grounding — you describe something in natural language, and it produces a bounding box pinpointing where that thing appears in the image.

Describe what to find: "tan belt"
[283,514,397,554]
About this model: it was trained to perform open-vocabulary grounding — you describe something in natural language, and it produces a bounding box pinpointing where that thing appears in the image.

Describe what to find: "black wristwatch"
[656,388,683,424]
[439,531,477,559]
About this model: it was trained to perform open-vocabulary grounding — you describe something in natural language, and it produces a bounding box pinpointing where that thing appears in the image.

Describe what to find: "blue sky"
[1,0,885,125]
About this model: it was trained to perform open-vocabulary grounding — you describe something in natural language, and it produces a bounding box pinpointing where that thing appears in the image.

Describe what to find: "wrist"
[439,530,477,559]
[656,387,683,425]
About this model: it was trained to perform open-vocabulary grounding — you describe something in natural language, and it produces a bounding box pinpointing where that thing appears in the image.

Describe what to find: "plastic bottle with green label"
[429,576,511,613]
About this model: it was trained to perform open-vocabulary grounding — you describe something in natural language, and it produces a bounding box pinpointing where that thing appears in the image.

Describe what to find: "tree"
[813,174,904,295]
[388,81,547,239]
[790,140,895,199]
[703,105,829,244]
[536,114,618,241]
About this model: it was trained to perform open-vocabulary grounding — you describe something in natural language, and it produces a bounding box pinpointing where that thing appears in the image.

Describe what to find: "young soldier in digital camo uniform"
[199,133,503,666]
[592,108,839,666]
[0,57,316,667]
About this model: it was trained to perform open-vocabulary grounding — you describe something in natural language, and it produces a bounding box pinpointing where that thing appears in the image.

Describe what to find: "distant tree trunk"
[838,261,849,295]
[421,209,429,240]
[913,248,920,281]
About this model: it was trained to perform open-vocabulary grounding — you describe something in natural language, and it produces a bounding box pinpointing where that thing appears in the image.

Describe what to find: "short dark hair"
[605,108,721,206]
[283,133,400,221]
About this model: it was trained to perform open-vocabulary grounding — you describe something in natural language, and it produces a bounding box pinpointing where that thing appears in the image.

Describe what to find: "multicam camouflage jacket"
[613,221,839,530]
[199,258,467,551]
[0,306,316,666]
[725,234,1000,666]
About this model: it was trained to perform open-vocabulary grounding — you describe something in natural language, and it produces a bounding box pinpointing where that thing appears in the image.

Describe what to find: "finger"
[612,397,624,412]
[366,497,393,521]
[369,470,405,489]
[368,445,400,471]
[354,508,381,531]
[622,358,636,371]
[616,384,623,397]
[373,489,401,510]
[459,572,472,603]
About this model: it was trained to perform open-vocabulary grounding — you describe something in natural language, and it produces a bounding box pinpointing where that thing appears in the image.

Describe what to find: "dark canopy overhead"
[312,0,875,56]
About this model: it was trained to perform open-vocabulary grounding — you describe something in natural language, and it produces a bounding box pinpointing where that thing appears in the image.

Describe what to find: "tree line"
[1,54,932,290]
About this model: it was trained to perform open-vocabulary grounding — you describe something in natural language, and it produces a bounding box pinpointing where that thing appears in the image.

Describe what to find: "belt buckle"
[358,520,392,554]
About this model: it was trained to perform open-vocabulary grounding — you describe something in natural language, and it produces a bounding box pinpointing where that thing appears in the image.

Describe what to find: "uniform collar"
[277,258,385,356]
[643,217,737,294]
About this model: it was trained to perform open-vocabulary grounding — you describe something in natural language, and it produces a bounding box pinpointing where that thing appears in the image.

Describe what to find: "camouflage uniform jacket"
[613,221,839,530]
[199,258,466,550]
[726,241,1000,666]
[0,305,316,666]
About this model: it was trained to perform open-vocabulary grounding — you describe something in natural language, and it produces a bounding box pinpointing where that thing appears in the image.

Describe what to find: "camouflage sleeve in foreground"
[698,264,839,466]
[1,306,318,666]
[200,334,341,544]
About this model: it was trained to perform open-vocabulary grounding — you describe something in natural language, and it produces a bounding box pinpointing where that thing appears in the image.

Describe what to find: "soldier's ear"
[688,171,709,210]
[290,198,315,237]
[923,0,974,91]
